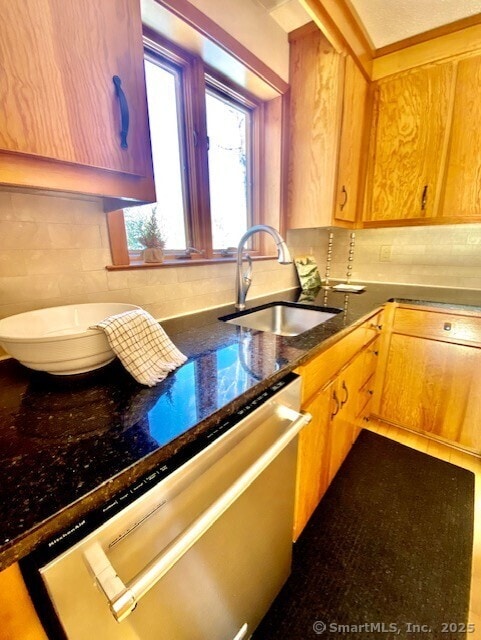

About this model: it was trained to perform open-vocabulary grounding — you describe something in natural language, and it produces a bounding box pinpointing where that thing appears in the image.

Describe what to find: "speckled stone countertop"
[1,282,480,570]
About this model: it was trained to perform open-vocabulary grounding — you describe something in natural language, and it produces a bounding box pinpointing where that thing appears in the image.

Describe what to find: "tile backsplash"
[2,188,481,340]
[0,190,298,326]
[288,225,481,290]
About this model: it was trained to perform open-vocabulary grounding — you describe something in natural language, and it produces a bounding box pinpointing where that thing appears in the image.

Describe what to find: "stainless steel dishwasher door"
[38,376,310,640]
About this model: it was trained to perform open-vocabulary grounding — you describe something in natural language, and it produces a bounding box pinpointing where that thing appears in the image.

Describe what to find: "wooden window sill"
[106,255,278,270]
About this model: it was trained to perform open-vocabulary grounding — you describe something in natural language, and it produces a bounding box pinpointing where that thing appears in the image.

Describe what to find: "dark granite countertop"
[0,282,480,570]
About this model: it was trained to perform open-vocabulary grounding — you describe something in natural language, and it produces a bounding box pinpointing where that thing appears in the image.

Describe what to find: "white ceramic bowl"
[0,303,140,375]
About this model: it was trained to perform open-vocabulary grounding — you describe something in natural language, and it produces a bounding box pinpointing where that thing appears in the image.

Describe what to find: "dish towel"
[93,309,187,387]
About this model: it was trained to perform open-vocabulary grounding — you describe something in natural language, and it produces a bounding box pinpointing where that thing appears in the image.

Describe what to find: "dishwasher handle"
[83,407,311,623]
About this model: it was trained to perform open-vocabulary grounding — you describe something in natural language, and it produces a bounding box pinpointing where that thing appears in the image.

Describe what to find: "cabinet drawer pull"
[443,322,452,331]
[421,184,428,211]
[113,75,130,149]
[340,380,349,406]
[331,390,340,419]
[340,185,348,211]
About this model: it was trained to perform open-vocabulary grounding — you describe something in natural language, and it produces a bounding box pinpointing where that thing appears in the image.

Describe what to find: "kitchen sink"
[219,302,342,336]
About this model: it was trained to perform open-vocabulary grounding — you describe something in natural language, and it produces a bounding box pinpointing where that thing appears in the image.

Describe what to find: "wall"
[0,190,298,325]
[288,225,481,290]
[189,0,290,81]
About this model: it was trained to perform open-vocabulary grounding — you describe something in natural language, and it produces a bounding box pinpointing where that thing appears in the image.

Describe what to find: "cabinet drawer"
[366,310,384,333]
[297,309,383,403]
[393,307,481,344]
[360,337,380,387]
[357,373,375,417]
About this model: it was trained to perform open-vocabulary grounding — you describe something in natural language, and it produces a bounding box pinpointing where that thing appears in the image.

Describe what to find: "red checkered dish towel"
[93,309,187,386]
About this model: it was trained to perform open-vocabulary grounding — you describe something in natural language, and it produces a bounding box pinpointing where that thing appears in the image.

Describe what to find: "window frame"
[144,33,208,258]
[107,28,284,267]
[143,51,193,255]
[204,71,263,255]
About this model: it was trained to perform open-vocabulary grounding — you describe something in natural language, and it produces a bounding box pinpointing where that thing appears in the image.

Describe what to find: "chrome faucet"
[235,225,292,310]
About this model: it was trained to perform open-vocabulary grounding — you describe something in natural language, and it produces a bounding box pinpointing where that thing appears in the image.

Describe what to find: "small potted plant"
[137,208,165,263]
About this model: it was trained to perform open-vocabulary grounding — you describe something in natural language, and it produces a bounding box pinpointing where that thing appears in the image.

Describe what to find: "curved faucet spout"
[235,225,292,310]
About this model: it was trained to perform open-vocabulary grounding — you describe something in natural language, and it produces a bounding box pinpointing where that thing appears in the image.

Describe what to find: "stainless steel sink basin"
[219,302,341,336]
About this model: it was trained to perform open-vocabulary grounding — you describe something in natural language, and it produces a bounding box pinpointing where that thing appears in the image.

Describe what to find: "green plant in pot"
[137,209,165,263]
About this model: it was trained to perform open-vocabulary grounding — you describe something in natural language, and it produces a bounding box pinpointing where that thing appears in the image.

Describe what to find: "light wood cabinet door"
[442,55,481,219]
[363,63,455,223]
[378,332,481,452]
[294,361,364,541]
[334,56,368,224]
[327,348,367,481]
[0,0,154,202]
[287,27,343,229]
[294,313,383,540]
[293,382,333,541]
[0,563,47,639]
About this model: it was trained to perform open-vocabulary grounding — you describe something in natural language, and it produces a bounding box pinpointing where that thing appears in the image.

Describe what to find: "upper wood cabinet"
[442,54,481,218]
[287,26,343,229]
[0,0,155,205]
[286,25,368,229]
[363,63,455,224]
[334,56,368,224]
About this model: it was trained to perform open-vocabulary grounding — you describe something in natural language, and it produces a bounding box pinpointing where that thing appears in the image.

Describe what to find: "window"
[206,87,251,250]
[143,58,188,251]
[118,34,276,265]
[124,52,190,256]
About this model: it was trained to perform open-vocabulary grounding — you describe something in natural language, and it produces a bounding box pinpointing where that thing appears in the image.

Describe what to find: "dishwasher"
[23,372,311,640]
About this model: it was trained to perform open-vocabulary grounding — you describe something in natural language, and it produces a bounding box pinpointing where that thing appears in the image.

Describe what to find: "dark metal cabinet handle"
[421,184,428,211]
[112,75,129,149]
[340,185,348,211]
[340,380,349,407]
[331,390,340,419]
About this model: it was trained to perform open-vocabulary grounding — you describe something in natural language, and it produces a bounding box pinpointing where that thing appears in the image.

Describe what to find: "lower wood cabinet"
[0,563,47,639]
[293,383,332,539]
[327,343,375,483]
[293,311,382,540]
[373,303,481,453]
[294,301,481,542]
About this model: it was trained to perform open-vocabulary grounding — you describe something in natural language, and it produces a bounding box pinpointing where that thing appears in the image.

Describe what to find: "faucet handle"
[243,254,253,295]
[244,253,253,275]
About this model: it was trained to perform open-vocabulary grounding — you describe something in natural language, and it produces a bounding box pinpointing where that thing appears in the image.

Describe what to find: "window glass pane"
[206,91,250,250]
[125,59,188,251]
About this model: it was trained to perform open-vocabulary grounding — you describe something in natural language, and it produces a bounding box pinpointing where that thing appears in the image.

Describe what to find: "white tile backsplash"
[287,224,481,290]
[0,191,298,333]
[3,188,481,362]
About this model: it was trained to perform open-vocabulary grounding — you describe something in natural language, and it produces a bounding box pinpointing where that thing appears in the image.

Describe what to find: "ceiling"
[255,0,481,49]
[348,0,481,49]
